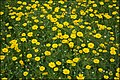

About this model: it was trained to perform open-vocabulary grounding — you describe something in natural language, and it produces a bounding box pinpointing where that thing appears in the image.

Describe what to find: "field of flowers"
[0,0,120,79]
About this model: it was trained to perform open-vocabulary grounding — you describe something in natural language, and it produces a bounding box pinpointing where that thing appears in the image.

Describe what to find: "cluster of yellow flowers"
[0,0,119,79]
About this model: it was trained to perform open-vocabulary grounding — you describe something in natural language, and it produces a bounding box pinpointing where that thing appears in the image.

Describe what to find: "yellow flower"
[52,27,57,31]
[54,7,59,12]
[1,78,7,80]
[112,11,118,15]
[114,77,119,80]
[22,23,27,27]
[5,23,9,26]
[63,69,70,74]
[108,71,113,76]
[21,33,26,36]
[99,1,104,5]
[115,73,119,77]
[34,19,39,23]
[98,68,103,72]
[100,43,105,48]
[68,38,72,41]
[40,14,45,17]
[31,4,37,8]
[40,26,45,29]
[42,72,48,75]
[49,62,56,68]
[77,46,80,49]
[34,49,39,53]
[6,34,11,37]
[27,54,32,58]
[10,43,18,49]
[36,42,40,45]
[63,21,69,26]
[52,37,57,40]
[34,57,40,61]
[110,37,115,41]
[31,0,35,2]
[31,78,35,80]
[32,25,38,30]
[67,76,72,79]
[77,32,83,37]
[19,60,24,65]
[73,58,80,63]
[22,2,27,5]
[23,71,28,76]
[52,44,58,48]
[50,18,57,22]
[31,39,37,44]
[110,50,116,55]
[76,74,85,80]
[86,26,91,30]
[81,44,86,47]
[93,59,100,64]
[105,0,109,2]
[63,34,69,39]
[110,47,117,51]
[12,56,17,61]
[116,68,120,72]
[99,49,103,52]
[56,61,62,65]
[8,26,12,29]
[32,16,37,20]
[85,65,91,70]
[0,12,4,15]
[70,15,77,19]
[80,10,86,15]
[79,50,83,54]
[57,32,63,39]
[44,51,51,56]
[39,66,45,71]
[68,42,74,48]
[68,25,74,28]
[46,43,51,47]
[89,13,94,17]
[93,4,97,7]
[27,32,33,37]
[95,33,102,38]
[58,1,64,4]
[70,33,76,39]
[10,41,16,46]
[0,11,4,15]
[62,40,69,43]
[60,8,66,11]
[26,6,31,10]
[79,25,85,28]
[66,60,73,64]
[71,63,76,66]
[110,58,115,62]
[88,43,94,48]
[104,13,112,19]
[97,24,106,30]
[83,48,89,53]
[2,48,8,53]
[20,38,26,42]
[54,67,59,71]
[0,55,5,60]
[106,27,112,30]
[57,24,63,28]
[95,14,103,19]
[104,75,109,79]
[15,17,21,21]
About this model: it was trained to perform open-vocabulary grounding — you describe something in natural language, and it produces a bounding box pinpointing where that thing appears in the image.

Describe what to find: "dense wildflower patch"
[0,0,120,79]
